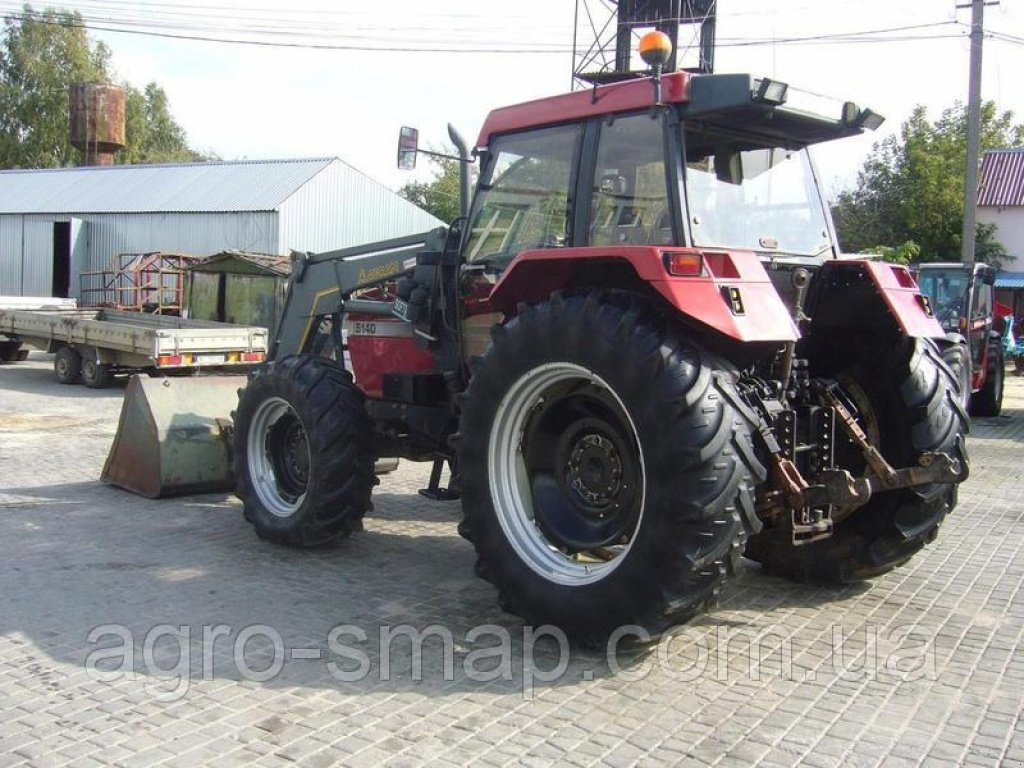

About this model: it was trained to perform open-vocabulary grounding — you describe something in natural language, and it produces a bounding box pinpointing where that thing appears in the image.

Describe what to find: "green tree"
[398,150,465,223]
[0,3,206,168]
[863,240,920,266]
[121,83,207,164]
[833,101,1024,266]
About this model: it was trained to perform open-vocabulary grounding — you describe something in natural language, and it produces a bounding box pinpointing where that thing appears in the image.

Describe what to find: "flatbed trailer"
[0,297,77,362]
[0,303,268,388]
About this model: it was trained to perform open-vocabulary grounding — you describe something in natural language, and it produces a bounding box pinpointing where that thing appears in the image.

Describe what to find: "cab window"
[465,124,581,266]
[589,113,672,246]
[974,283,992,320]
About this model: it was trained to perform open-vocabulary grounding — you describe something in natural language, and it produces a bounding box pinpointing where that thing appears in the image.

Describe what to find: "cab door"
[968,277,993,381]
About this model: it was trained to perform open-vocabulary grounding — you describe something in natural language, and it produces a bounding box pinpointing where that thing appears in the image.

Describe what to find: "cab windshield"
[917,270,970,328]
[683,130,832,256]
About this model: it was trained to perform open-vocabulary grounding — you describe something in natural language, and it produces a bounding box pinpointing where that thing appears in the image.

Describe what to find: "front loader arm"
[271,228,448,359]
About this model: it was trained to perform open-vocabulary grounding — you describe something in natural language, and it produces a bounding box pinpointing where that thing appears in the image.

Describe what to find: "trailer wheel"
[54,346,82,384]
[0,342,20,363]
[456,293,765,645]
[233,355,375,547]
[969,340,1004,417]
[81,357,112,389]
[744,337,967,583]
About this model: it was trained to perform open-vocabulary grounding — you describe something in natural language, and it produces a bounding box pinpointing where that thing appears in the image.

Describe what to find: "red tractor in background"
[916,262,1004,416]
[230,53,968,643]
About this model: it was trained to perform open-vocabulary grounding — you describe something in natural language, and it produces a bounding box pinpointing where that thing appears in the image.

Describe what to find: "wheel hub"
[279,421,310,490]
[567,432,622,511]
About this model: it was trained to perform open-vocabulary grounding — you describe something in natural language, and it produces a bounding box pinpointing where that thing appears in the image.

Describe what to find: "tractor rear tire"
[233,355,375,547]
[969,340,1004,417]
[744,337,967,583]
[54,346,82,384]
[456,293,765,645]
[941,341,971,411]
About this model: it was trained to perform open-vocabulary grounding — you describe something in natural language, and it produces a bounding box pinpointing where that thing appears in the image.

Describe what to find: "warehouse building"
[0,157,440,297]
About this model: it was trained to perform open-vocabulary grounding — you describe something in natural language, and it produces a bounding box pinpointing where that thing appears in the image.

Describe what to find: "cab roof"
[476,72,873,150]
[476,72,691,149]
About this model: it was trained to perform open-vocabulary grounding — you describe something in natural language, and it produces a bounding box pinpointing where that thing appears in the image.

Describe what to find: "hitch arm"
[802,442,969,514]
[822,387,900,487]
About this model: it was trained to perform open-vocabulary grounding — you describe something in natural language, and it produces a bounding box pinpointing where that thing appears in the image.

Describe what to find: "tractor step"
[418,456,459,501]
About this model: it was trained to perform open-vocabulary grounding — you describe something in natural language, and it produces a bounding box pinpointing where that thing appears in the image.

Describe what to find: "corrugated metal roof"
[995,271,1024,289]
[0,157,335,214]
[978,149,1024,207]
[189,251,291,276]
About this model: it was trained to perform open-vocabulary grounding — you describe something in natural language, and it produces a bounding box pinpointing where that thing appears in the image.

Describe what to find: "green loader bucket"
[102,375,244,498]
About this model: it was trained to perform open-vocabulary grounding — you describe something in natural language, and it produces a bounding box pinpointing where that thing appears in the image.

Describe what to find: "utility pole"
[959,0,995,265]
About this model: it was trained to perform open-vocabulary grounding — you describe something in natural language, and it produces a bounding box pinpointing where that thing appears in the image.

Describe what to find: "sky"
[6,0,1024,198]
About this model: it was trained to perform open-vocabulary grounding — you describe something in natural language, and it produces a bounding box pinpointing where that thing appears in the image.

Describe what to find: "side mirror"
[397,126,419,170]
[715,151,743,185]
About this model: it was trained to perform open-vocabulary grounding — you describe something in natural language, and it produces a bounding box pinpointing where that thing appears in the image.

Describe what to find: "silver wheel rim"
[247,397,310,518]
[487,362,645,586]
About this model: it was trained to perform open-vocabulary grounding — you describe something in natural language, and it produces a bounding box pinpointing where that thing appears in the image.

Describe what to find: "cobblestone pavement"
[1,353,1022,768]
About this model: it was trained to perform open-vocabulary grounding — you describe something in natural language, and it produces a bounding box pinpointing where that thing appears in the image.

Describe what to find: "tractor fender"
[806,259,945,339]
[486,246,798,343]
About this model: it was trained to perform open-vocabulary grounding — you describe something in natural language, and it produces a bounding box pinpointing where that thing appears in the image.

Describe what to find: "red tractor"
[916,262,1004,416]
[231,67,968,643]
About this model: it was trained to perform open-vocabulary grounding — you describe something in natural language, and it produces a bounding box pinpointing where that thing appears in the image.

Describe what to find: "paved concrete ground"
[1,353,1022,767]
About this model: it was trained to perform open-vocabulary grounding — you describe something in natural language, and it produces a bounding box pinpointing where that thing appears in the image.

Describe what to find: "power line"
[0,8,973,54]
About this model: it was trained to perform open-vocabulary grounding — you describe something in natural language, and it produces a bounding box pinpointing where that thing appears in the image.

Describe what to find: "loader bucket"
[102,375,243,498]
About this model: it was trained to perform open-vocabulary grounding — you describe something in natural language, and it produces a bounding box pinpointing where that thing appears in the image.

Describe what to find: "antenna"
[572,0,716,89]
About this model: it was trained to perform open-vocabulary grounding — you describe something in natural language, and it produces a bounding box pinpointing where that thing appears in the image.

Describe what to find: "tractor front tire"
[969,339,1004,417]
[457,293,765,645]
[744,338,967,583]
[233,355,375,546]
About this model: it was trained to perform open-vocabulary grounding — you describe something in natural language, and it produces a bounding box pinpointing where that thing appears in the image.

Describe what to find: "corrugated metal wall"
[0,211,278,297]
[22,216,64,295]
[0,159,436,297]
[276,160,441,254]
[80,212,278,273]
[0,216,24,294]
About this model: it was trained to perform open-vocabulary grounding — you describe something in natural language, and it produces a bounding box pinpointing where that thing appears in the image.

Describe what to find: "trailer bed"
[0,304,268,385]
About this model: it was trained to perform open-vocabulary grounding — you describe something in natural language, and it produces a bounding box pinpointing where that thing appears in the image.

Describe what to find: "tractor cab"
[461,71,880,281]
[916,262,997,334]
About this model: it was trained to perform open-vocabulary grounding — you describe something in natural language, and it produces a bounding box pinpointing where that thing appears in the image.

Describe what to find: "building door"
[52,222,71,297]
[50,219,88,298]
